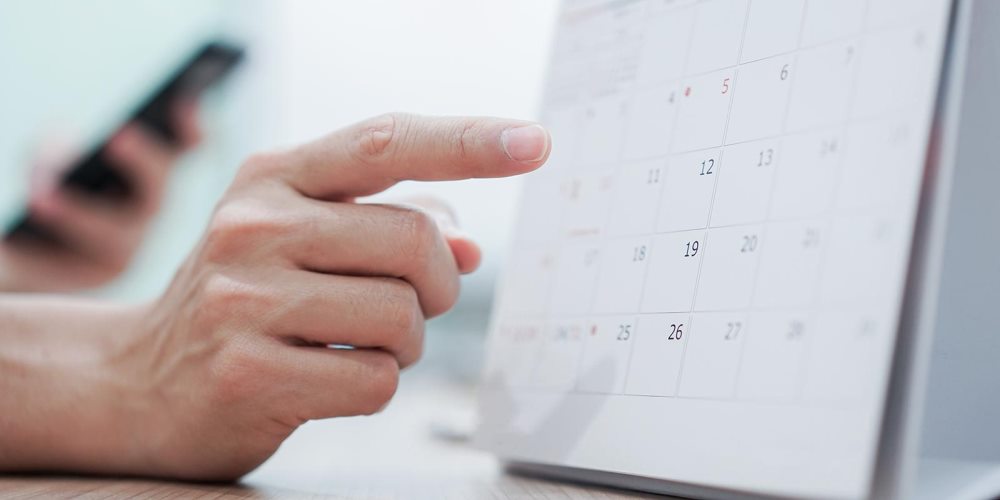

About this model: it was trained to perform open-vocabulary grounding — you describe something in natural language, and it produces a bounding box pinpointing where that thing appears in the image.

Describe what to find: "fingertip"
[447,236,482,274]
[500,124,551,171]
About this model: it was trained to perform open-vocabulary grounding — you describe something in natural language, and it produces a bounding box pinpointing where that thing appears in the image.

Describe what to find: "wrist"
[0,296,152,474]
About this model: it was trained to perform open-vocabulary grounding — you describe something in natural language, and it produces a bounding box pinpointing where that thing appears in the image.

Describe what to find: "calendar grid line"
[570,1,656,391]
[492,0,947,423]
[791,0,878,403]
[794,0,811,50]
[767,0,820,404]
[548,20,918,93]
[668,164,719,395]
[728,0,815,404]
[492,382,869,412]
[733,0,754,65]
[521,12,936,403]
[483,0,955,493]
[506,297,900,323]
[727,187,771,398]
[525,194,913,251]
[675,0,709,85]
[576,4,663,392]
[620,0,697,392]
[562,104,920,174]
[669,312,697,397]
[672,0,753,398]
[719,0,754,148]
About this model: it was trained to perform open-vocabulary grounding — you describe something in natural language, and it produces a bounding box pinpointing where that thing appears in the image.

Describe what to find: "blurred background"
[0,0,560,383]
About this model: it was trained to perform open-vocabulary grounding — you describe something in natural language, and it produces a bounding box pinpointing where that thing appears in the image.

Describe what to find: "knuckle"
[396,206,440,262]
[402,320,427,368]
[359,354,400,415]
[376,279,425,368]
[383,281,422,338]
[239,151,283,181]
[450,118,486,162]
[349,112,407,163]
[204,200,289,263]
[199,273,271,318]
[212,340,268,405]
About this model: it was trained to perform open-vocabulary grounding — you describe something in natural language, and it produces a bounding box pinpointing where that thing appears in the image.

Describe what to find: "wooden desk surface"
[0,375,666,499]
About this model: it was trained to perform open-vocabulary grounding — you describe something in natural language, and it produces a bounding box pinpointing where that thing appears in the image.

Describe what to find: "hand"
[0,113,550,480]
[0,101,202,292]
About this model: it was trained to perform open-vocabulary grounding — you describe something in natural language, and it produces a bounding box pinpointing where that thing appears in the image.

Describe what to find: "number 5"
[721,78,731,94]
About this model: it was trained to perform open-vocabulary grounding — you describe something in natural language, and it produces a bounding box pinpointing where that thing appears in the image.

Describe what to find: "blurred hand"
[0,101,202,292]
[0,113,549,480]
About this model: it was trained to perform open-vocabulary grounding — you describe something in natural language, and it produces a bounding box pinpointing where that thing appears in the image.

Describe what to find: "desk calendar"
[477,1,1000,498]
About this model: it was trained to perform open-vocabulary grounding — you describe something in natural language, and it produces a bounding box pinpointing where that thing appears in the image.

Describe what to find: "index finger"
[276,113,551,199]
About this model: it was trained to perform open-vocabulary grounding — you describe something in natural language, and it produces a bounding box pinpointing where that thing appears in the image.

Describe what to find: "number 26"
[668,323,684,340]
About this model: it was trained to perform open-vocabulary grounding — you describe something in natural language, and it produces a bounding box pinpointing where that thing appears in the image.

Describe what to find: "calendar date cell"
[625,313,690,397]
[678,312,748,399]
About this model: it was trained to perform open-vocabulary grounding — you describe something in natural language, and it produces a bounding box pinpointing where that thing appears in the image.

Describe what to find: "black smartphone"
[4,40,245,243]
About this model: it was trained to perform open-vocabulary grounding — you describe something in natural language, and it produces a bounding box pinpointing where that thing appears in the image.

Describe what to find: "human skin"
[0,113,551,481]
[0,100,202,293]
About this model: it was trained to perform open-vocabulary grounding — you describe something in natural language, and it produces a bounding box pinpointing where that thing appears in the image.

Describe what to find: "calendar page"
[477,0,954,498]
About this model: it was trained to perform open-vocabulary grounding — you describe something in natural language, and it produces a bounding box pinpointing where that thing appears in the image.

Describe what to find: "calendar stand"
[876,1,1000,498]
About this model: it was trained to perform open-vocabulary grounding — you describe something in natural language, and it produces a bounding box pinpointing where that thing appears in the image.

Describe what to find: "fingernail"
[444,227,474,241]
[501,124,550,163]
[433,214,458,233]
